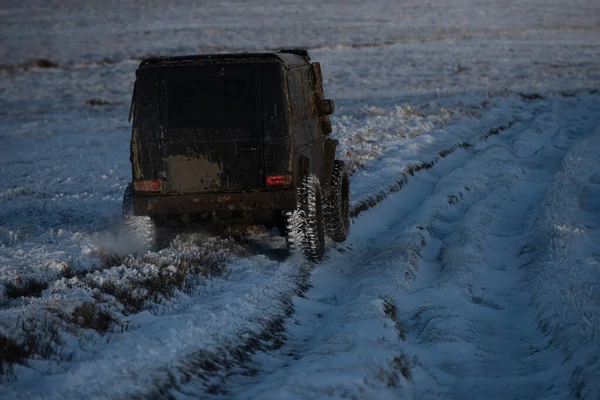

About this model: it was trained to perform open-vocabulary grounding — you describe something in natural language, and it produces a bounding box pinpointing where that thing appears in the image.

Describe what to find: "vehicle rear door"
[159,63,264,193]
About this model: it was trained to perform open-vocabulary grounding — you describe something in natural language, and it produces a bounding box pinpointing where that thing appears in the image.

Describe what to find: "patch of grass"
[0,334,30,377]
[0,240,239,378]
[71,302,117,334]
[437,245,446,267]
[481,121,516,141]
[382,298,406,341]
[373,354,412,388]
[391,354,412,381]
[0,315,63,378]
[0,58,60,72]
[559,91,576,98]
[404,235,425,281]
[382,298,398,321]
[447,193,463,205]
[519,93,545,101]
[390,354,412,381]
[4,279,48,299]
[136,261,312,398]
[60,250,130,280]
[399,106,425,118]
[83,246,232,315]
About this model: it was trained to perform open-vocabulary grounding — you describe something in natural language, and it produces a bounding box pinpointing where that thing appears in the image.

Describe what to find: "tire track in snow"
[349,120,516,218]
[217,140,478,400]
[525,118,600,398]
[398,100,599,399]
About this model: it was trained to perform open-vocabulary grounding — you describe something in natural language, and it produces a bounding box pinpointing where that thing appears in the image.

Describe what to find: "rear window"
[165,77,256,130]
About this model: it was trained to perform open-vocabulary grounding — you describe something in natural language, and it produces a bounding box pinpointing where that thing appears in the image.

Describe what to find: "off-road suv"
[123,49,350,261]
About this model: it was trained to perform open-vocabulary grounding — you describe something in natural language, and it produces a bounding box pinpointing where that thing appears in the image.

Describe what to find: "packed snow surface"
[1,0,600,399]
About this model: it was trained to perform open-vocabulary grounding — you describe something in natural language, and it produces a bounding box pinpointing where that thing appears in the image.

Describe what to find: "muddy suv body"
[124,49,350,261]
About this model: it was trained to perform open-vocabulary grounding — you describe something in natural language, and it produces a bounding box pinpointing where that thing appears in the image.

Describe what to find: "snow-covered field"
[1,1,600,399]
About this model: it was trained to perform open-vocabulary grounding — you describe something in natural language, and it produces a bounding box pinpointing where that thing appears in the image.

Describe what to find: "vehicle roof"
[138,49,311,69]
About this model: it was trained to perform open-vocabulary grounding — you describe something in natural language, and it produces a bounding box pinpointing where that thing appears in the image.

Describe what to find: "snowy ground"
[1,0,600,399]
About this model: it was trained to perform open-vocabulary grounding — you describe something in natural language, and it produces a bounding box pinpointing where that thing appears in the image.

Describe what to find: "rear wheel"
[324,160,350,242]
[286,174,325,262]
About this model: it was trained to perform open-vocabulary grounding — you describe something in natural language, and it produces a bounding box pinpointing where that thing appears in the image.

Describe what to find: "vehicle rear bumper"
[134,189,297,216]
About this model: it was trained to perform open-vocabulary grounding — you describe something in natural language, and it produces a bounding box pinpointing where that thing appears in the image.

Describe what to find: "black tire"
[286,174,326,262]
[121,183,157,251]
[324,160,350,242]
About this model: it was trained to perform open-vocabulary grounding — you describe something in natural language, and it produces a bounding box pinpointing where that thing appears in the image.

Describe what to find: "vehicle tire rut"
[398,106,598,399]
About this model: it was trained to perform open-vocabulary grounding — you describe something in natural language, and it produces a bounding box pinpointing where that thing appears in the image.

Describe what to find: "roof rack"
[137,50,311,69]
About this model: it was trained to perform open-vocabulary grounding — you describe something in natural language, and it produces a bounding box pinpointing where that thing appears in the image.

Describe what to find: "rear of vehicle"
[129,55,295,227]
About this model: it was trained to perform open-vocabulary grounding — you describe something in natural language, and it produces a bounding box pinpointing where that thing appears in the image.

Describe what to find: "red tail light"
[134,180,162,191]
[266,174,292,186]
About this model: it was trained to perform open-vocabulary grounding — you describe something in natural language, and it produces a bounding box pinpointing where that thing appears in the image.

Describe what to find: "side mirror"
[317,99,335,116]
